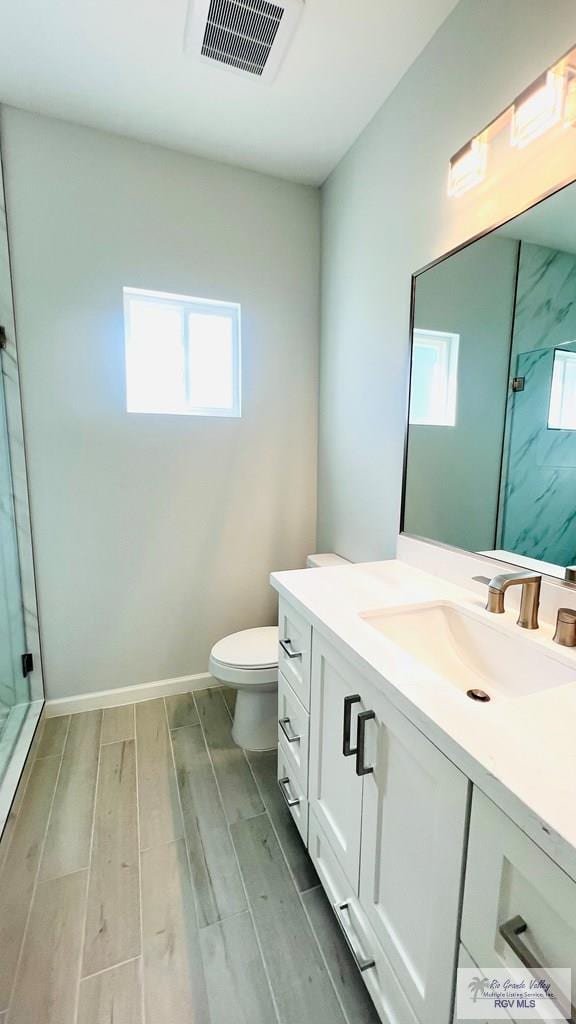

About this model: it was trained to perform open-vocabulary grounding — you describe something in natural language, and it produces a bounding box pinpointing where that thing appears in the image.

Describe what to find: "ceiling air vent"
[185,0,304,82]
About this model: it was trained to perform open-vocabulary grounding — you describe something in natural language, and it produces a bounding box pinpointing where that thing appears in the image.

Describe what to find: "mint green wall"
[318,0,576,561]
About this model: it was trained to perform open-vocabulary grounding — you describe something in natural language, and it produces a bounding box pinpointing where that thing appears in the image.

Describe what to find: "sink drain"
[466,688,491,703]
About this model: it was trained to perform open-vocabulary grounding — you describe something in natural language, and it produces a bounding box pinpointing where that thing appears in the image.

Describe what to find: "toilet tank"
[306,553,351,568]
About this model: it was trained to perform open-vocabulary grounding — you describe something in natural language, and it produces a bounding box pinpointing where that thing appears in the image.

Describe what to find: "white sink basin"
[360,601,576,700]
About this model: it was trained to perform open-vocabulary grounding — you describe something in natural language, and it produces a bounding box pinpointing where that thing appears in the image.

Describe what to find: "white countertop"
[271,559,576,882]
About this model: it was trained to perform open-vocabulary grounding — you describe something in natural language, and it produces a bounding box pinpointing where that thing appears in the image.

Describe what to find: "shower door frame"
[0,126,45,836]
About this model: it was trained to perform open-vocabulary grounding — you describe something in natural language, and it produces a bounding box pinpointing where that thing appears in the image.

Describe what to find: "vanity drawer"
[277,737,308,844]
[462,789,576,1010]
[277,671,309,791]
[278,597,312,709]
[308,810,418,1024]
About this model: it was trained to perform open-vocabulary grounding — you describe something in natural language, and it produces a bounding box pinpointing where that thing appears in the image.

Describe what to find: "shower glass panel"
[0,147,43,836]
[0,362,29,760]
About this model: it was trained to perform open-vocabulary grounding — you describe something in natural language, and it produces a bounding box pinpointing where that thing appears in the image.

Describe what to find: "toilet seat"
[209,626,279,689]
[210,626,278,669]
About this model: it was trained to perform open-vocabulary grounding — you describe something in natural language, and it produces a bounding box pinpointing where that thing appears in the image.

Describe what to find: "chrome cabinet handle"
[279,717,300,744]
[356,710,375,776]
[279,637,302,660]
[500,915,576,1023]
[342,695,361,756]
[333,902,375,972]
[278,776,300,807]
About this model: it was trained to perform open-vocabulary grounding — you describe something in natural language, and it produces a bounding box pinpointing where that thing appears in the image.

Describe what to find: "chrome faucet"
[484,571,541,629]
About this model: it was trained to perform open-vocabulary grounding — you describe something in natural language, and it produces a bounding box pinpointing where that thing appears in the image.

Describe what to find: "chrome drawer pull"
[278,776,300,807]
[343,694,361,756]
[333,902,375,973]
[279,717,300,743]
[500,915,576,1023]
[356,710,375,776]
[279,637,302,660]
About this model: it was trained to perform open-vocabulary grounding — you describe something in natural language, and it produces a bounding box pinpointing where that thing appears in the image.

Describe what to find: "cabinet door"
[462,789,576,1017]
[359,685,469,1024]
[309,632,365,890]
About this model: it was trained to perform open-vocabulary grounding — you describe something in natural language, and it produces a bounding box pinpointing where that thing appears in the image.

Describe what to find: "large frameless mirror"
[402,177,576,582]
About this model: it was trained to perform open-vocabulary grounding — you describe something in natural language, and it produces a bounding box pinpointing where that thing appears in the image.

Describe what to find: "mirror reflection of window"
[548,348,576,430]
[409,329,459,426]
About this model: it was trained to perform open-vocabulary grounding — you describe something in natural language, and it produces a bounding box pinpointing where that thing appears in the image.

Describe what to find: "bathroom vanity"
[271,555,576,1024]
[270,160,576,1024]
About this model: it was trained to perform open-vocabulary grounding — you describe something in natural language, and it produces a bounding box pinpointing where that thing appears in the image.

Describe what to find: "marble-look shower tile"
[501,331,576,565]
[513,244,576,355]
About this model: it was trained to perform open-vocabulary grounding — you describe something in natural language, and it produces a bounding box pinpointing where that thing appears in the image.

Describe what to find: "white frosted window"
[124,288,241,417]
[548,348,576,430]
[409,329,459,426]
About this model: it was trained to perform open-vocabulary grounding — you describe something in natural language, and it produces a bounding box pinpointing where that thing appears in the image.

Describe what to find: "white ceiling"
[0,0,459,184]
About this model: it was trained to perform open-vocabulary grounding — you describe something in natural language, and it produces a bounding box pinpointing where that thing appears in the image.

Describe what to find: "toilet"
[209,553,350,751]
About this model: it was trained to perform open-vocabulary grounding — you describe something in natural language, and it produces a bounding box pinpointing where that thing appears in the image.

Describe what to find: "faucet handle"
[553,608,576,647]
[488,571,541,589]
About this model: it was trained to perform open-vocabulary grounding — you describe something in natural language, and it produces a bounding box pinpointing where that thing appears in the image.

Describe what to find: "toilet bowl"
[209,626,279,751]
[209,554,351,751]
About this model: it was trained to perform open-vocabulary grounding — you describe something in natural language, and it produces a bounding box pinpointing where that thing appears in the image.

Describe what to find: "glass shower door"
[0,362,29,770]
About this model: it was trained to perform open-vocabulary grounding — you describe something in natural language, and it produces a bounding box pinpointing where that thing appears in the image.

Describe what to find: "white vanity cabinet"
[307,624,470,1024]
[275,579,576,1024]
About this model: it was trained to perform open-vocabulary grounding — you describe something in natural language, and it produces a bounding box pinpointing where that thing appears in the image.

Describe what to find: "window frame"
[548,346,576,431]
[123,286,242,418]
[409,328,460,427]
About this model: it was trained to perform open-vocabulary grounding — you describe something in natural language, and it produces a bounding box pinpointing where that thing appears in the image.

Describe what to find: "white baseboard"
[45,672,215,718]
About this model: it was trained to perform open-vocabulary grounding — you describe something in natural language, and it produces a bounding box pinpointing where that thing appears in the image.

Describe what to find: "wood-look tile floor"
[0,686,380,1024]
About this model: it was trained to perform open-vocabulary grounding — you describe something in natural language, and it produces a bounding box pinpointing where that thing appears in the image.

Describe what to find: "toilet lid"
[211,626,279,670]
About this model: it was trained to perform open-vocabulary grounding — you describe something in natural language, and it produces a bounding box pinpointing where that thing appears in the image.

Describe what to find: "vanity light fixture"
[447,136,488,197]
[563,70,576,127]
[447,43,576,197]
[510,69,565,148]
